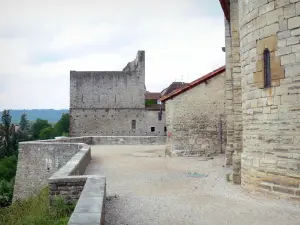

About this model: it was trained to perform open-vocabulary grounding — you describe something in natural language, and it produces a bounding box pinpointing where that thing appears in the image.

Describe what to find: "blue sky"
[0,0,225,109]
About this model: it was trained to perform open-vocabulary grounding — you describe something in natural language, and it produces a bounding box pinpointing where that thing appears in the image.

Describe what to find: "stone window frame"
[263,48,271,88]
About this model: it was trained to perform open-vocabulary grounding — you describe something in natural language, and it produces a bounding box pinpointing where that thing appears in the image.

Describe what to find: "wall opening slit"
[263,48,271,88]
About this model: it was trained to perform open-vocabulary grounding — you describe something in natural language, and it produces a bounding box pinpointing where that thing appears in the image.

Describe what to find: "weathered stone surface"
[70,51,166,137]
[165,71,226,156]
[13,142,84,201]
[232,0,300,198]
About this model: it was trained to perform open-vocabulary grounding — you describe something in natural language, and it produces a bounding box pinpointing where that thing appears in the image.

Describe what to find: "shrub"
[0,180,14,207]
[0,187,74,225]
[0,155,17,181]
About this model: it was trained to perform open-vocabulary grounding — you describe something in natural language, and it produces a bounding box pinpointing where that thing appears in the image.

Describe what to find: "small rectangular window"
[151,127,155,132]
[131,120,136,129]
[164,126,167,132]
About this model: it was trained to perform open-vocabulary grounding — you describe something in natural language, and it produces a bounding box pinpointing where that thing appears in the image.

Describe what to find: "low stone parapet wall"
[13,142,85,201]
[48,143,106,224]
[91,136,166,145]
[68,177,106,225]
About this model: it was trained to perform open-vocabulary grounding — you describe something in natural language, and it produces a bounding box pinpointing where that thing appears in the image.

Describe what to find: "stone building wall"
[70,109,166,136]
[224,1,243,185]
[70,51,166,136]
[165,72,226,156]
[70,51,145,109]
[239,0,300,199]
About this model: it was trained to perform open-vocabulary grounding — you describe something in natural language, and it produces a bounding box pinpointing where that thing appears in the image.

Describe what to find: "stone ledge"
[68,177,106,225]
[48,142,106,224]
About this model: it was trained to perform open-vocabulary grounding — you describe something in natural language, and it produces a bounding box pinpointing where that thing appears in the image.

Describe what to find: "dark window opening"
[263,48,271,88]
[158,112,162,121]
[151,127,155,132]
[131,120,136,129]
[164,126,167,132]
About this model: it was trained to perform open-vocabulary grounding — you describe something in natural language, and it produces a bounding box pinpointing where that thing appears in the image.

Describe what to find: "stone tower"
[224,0,300,199]
[69,51,166,137]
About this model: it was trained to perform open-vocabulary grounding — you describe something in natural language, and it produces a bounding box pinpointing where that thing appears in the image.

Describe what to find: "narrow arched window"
[263,48,271,88]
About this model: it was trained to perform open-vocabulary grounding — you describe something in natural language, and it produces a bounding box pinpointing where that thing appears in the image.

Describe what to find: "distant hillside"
[0,109,69,123]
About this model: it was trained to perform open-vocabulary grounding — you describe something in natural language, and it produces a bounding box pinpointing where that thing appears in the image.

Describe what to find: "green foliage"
[0,187,74,225]
[0,110,18,157]
[0,155,17,181]
[53,113,69,136]
[0,180,14,207]
[0,155,18,207]
[19,113,30,131]
[39,127,54,140]
[145,99,157,106]
[30,113,70,140]
[30,118,51,139]
[16,129,29,142]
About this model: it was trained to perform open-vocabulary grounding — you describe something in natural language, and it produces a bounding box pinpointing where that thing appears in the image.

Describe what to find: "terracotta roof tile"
[159,66,225,102]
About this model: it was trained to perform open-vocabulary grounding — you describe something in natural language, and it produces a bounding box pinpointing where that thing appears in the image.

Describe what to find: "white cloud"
[0,0,225,109]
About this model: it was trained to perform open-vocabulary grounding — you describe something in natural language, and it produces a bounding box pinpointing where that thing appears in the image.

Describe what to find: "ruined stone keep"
[160,66,226,157]
[220,0,300,199]
[70,51,166,136]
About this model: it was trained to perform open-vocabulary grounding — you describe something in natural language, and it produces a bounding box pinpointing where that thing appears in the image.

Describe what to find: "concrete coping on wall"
[48,142,106,225]
[42,136,166,145]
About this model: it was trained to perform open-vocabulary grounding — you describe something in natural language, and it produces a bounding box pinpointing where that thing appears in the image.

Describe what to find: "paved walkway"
[84,145,300,225]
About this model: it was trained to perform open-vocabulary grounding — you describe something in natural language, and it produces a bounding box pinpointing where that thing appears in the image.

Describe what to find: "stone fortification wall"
[14,140,106,224]
[239,0,300,199]
[14,135,165,200]
[165,72,226,156]
[69,50,167,137]
[70,51,145,109]
[70,109,166,136]
[13,142,84,201]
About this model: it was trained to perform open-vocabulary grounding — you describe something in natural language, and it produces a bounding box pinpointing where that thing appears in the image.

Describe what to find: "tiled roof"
[159,66,225,102]
[161,82,188,97]
[145,92,161,100]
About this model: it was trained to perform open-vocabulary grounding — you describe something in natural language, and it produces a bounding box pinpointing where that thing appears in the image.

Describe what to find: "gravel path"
[84,145,300,225]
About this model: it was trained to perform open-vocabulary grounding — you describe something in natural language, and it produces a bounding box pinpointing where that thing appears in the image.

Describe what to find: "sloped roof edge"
[159,65,225,102]
[219,0,230,21]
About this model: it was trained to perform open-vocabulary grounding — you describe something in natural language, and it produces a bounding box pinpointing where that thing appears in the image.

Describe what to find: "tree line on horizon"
[0,110,70,207]
[0,109,69,123]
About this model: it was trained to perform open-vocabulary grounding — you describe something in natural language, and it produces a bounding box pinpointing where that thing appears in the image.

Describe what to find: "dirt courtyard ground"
[84,145,300,225]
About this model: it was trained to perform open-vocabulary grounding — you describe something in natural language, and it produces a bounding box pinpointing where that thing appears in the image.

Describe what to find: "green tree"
[53,113,69,137]
[19,113,30,131]
[39,127,54,140]
[30,119,51,140]
[0,110,15,157]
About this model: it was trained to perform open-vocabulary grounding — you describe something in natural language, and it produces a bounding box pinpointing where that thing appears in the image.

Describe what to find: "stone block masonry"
[224,0,243,172]
[14,139,106,224]
[165,70,226,157]
[14,136,165,201]
[70,109,166,137]
[47,141,106,224]
[236,0,300,199]
[13,142,84,201]
[70,50,166,137]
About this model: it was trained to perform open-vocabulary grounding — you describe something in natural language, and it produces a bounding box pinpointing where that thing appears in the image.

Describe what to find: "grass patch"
[0,187,75,225]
